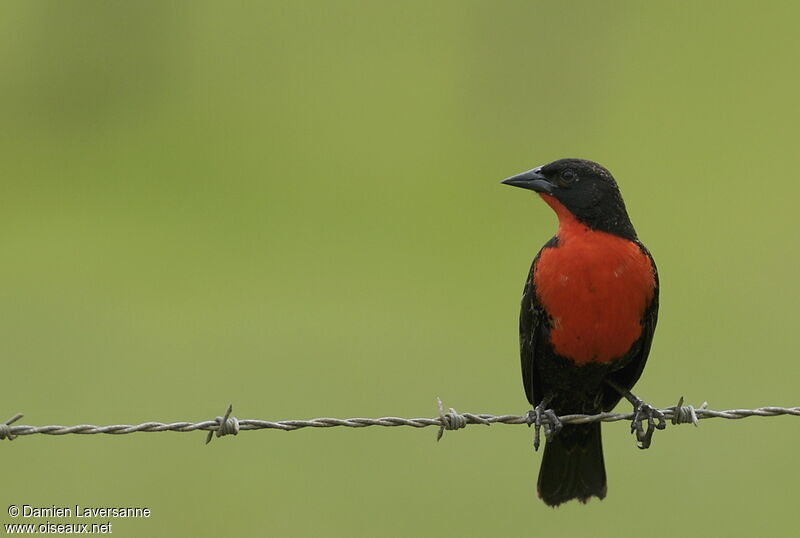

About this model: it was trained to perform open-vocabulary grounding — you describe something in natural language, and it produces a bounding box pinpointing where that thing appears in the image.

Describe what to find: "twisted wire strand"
[1,399,798,444]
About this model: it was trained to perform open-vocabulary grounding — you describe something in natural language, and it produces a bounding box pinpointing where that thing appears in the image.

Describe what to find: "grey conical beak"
[501,168,554,194]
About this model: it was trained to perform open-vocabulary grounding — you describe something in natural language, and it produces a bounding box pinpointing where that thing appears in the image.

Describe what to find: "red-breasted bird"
[502,158,664,507]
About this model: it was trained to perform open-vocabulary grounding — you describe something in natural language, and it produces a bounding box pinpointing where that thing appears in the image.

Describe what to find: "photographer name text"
[11,506,150,519]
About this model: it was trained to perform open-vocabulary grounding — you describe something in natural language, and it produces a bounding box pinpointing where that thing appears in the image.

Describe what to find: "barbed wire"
[1,398,798,445]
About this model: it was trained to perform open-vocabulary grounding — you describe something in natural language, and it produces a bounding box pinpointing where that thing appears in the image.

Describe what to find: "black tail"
[537,422,607,507]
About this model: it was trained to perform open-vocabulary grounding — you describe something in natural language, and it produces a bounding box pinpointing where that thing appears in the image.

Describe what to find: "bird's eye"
[559,169,577,184]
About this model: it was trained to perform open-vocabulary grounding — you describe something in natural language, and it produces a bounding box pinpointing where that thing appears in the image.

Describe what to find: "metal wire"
[1,398,798,444]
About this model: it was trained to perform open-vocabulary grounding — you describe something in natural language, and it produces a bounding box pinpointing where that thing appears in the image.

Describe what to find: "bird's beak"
[501,168,554,194]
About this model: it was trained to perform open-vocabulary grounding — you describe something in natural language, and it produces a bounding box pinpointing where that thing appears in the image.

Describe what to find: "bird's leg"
[525,395,562,451]
[606,379,666,449]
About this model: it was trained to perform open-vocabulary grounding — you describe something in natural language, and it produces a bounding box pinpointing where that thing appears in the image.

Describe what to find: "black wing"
[519,238,557,407]
[600,243,660,410]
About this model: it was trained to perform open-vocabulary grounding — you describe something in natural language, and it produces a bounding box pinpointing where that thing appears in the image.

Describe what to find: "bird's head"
[502,158,637,240]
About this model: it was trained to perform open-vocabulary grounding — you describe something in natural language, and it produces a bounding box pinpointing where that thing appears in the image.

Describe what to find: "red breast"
[534,194,656,365]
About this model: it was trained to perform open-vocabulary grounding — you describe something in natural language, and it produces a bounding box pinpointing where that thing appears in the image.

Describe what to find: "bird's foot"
[525,404,562,451]
[605,379,667,449]
[630,398,666,449]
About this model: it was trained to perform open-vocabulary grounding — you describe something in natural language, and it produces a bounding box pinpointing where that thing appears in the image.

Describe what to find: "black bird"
[502,158,664,506]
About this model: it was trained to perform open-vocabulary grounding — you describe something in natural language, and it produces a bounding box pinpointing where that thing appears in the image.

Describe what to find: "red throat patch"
[534,194,655,365]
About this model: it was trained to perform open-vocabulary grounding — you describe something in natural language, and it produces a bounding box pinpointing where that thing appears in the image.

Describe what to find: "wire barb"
[205,404,239,445]
[0,413,24,441]
[671,396,708,426]
[436,398,466,441]
[436,398,491,441]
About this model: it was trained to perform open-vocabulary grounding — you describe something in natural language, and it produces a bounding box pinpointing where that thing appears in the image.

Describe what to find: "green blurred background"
[2,1,799,536]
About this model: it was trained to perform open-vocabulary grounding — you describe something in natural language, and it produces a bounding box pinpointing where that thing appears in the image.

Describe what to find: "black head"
[501,158,637,240]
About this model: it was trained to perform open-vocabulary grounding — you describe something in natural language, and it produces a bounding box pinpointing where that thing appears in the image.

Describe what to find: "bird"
[502,158,664,507]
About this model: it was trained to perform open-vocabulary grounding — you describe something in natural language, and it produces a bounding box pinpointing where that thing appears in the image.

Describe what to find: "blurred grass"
[2,1,799,536]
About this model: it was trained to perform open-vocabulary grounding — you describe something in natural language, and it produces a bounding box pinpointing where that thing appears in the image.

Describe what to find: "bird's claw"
[526,405,562,451]
[631,400,666,449]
